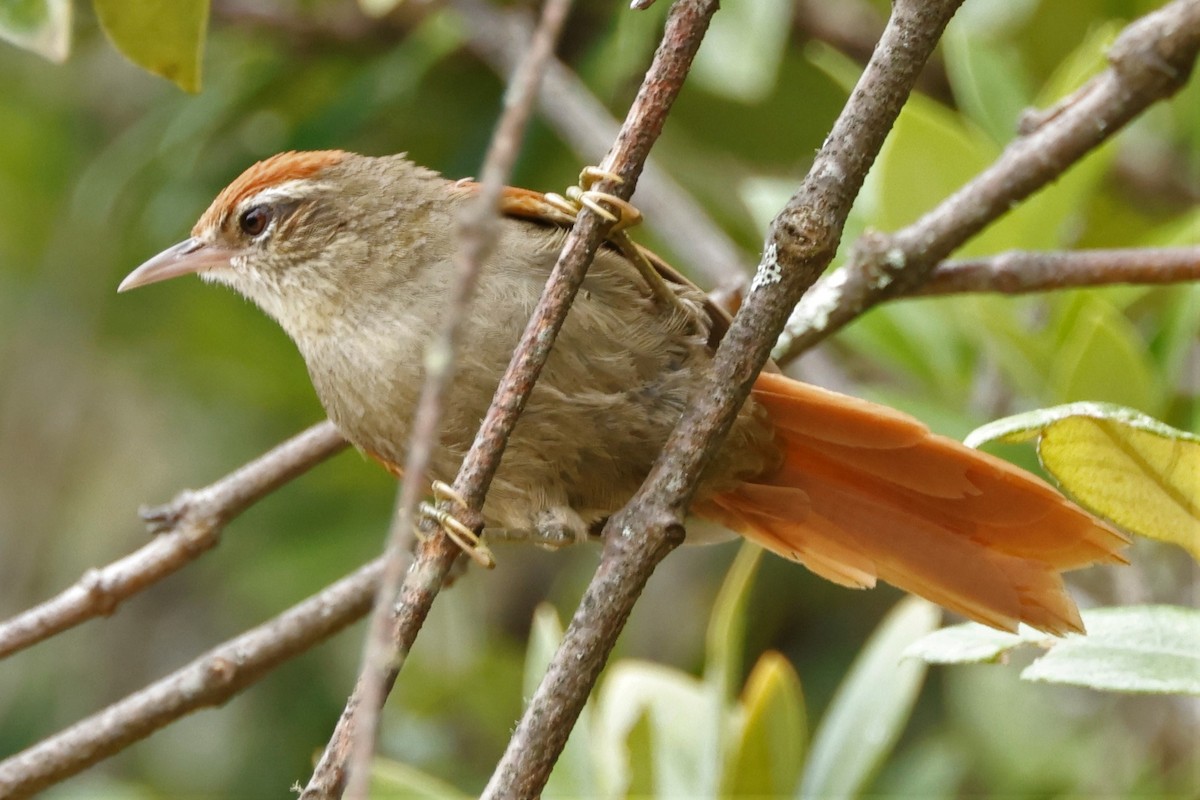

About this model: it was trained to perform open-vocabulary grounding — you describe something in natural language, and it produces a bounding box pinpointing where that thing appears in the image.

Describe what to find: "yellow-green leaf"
[705,543,763,699]
[967,403,1200,560]
[1050,297,1162,413]
[723,652,806,798]
[93,0,208,92]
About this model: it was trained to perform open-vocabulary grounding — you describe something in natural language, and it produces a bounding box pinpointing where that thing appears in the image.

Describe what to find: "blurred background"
[0,0,1197,796]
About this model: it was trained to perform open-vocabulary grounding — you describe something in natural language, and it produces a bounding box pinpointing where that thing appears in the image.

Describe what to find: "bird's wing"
[449,180,736,349]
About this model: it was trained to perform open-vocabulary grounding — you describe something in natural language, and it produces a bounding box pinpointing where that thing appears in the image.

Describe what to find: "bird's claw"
[418,480,495,569]
[544,166,697,324]
[543,167,641,232]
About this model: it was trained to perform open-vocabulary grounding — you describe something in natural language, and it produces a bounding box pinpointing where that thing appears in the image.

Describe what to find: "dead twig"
[0,558,382,800]
[0,421,346,659]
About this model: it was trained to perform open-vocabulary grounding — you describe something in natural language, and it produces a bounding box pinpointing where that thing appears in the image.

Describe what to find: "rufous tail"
[696,372,1129,635]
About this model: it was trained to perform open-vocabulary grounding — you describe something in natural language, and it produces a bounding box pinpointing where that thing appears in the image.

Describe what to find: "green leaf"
[953,296,1055,399]
[1049,297,1162,413]
[798,597,940,799]
[695,543,763,795]
[942,22,1032,145]
[370,758,473,800]
[804,39,862,94]
[92,0,208,92]
[595,661,713,798]
[523,603,564,700]
[0,0,69,61]
[840,299,970,401]
[690,0,792,102]
[870,93,998,235]
[705,543,763,698]
[1021,606,1200,695]
[625,710,656,797]
[723,652,806,798]
[905,623,1051,665]
[966,403,1200,560]
[1036,21,1119,107]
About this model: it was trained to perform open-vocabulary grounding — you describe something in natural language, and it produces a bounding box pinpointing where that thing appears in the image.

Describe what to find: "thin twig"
[0,421,346,659]
[303,2,574,798]
[482,2,963,797]
[0,558,382,800]
[773,0,1200,364]
[914,246,1200,296]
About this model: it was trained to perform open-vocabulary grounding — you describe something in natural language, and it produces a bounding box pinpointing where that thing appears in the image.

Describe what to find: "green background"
[0,0,1196,796]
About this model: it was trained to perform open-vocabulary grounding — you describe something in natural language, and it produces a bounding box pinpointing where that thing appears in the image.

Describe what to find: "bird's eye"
[238,205,271,237]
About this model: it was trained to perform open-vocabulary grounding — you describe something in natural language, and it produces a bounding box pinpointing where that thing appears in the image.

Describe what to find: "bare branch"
[304,2,574,797]
[0,421,346,659]
[774,0,1200,363]
[483,1,963,796]
[915,246,1200,296]
[0,558,381,800]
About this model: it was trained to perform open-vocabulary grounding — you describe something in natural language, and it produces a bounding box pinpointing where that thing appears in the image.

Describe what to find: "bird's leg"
[480,505,599,551]
[479,526,582,551]
[417,480,496,568]
[544,168,699,322]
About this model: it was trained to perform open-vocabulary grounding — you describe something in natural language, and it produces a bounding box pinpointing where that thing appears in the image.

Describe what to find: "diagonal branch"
[0,558,381,800]
[481,1,965,797]
[0,420,346,659]
[773,0,1200,363]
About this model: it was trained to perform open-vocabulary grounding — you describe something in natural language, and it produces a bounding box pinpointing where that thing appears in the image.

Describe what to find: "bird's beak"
[118,238,237,292]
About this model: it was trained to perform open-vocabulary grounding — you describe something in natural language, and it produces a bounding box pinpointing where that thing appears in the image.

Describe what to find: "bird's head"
[119,150,445,335]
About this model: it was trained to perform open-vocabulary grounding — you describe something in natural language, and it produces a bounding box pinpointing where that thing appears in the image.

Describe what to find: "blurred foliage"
[0,0,1196,797]
[376,547,938,800]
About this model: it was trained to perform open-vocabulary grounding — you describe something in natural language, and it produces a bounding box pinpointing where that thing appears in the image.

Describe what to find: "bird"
[119,150,1128,635]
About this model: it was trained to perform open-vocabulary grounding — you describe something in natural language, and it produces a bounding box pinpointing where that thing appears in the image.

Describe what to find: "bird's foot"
[417,480,495,568]
[546,167,697,322]
[543,167,643,232]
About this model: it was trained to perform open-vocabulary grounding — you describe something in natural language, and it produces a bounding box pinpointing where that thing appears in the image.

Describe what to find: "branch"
[481,1,964,797]
[302,2,574,797]
[0,421,346,659]
[0,558,381,800]
[773,0,1200,363]
[915,246,1200,296]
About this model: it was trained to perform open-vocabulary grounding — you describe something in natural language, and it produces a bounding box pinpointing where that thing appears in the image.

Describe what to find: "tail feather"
[699,372,1129,635]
